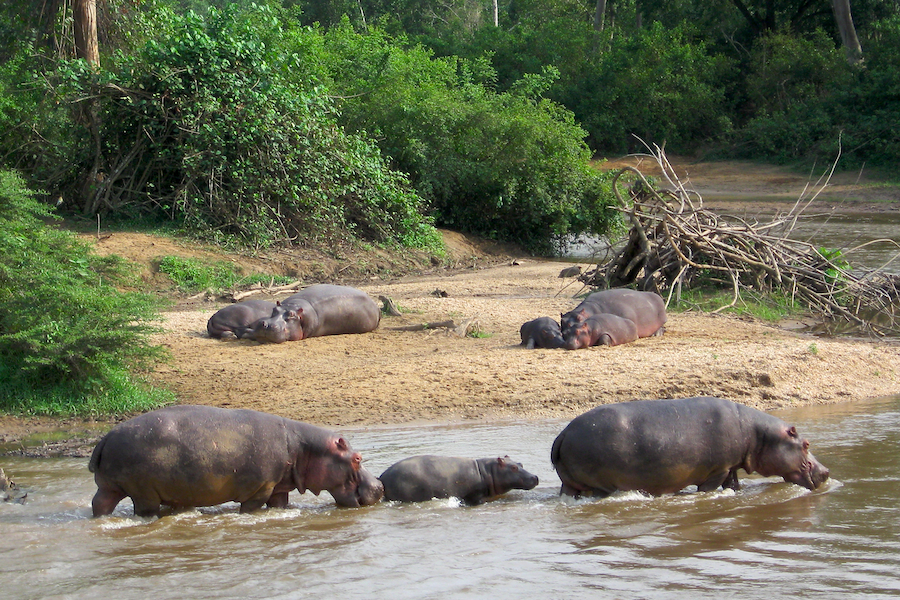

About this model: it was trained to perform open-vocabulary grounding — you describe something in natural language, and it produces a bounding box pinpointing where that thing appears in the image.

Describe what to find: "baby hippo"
[380,455,539,505]
[520,317,566,349]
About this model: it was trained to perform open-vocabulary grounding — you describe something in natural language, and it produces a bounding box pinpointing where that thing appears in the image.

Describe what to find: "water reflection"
[2,396,899,598]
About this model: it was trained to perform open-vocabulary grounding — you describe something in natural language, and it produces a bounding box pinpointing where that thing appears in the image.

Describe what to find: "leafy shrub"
[305,22,618,254]
[562,22,734,154]
[731,24,900,168]
[0,169,172,415]
[47,5,441,253]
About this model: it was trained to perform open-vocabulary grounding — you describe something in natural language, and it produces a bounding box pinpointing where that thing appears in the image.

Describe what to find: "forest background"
[0,0,898,416]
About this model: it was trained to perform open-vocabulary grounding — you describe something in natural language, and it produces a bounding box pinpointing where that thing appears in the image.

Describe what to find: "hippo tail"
[88,435,107,473]
[550,430,564,470]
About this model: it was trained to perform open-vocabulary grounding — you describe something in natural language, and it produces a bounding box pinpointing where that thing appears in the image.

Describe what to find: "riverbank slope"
[2,156,898,456]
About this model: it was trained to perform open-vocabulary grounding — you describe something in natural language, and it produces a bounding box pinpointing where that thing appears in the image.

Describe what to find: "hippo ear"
[497,457,505,466]
[788,426,798,438]
[285,308,303,321]
[335,436,349,451]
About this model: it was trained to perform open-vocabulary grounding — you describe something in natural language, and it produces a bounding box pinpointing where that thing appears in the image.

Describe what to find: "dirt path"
[2,156,898,455]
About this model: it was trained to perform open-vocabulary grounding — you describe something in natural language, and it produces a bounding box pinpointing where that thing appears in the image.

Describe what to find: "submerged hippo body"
[551,397,829,498]
[520,317,566,349]
[250,284,380,343]
[560,288,666,342]
[380,455,539,505]
[564,313,639,350]
[89,405,384,517]
[207,300,277,339]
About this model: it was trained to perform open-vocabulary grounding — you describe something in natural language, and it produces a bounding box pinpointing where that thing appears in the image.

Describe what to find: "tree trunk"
[493,0,499,26]
[73,0,99,67]
[593,0,607,32]
[831,0,863,64]
[73,0,102,215]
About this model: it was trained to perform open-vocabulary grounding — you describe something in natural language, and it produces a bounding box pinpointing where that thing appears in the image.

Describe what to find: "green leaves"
[313,23,616,254]
[0,169,173,415]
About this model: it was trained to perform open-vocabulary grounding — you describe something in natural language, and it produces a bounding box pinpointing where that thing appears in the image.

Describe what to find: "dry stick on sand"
[583,144,900,337]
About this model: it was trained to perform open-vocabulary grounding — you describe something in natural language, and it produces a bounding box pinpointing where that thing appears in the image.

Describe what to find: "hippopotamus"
[379,455,539,505]
[563,313,639,349]
[207,299,277,339]
[248,284,380,343]
[89,405,384,517]
[551,396,829,498]
[560,288,666,341]
[520,317,566,349]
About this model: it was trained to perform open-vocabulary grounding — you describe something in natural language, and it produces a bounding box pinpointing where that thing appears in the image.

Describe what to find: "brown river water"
[2,395,899,599]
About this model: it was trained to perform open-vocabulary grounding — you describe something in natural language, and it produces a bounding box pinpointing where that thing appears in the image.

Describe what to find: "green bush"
[730,22,900,167]
[45,5,442,253]
[0,169,173,415]
[306,22,618,254]
[562,22,734,154]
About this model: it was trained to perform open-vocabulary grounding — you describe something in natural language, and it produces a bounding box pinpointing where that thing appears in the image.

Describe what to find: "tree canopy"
[0,0,898,254]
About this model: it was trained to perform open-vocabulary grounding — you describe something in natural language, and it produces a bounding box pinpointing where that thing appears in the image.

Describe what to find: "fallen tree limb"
[582,144,900,337]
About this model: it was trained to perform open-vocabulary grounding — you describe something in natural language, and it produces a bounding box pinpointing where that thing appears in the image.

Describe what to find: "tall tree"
[831,0,862,63]
[73,0,102,214]
[594,0,608,31]
[73,0,99,67]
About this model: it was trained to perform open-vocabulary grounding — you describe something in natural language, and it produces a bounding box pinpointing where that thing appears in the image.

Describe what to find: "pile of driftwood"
[581,150,900,337]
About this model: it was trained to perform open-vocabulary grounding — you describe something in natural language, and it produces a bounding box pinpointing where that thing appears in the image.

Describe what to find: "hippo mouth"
[332,476,384,508]
[785,459,830,490]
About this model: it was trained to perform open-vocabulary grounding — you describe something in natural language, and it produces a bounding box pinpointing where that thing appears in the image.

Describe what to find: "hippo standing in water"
[207,299,277,339]
[560,288,666,349]
[520,317,566,349]
[551,397,829,498]
[249,284,380,343]
[380,455,539,505]
[89,405,384,517]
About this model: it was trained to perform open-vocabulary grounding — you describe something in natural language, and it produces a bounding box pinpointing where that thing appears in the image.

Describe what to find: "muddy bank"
[2,156,899,456]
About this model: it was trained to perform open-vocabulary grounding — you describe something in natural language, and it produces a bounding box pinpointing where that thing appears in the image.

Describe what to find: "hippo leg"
[266,491,290,509]
[238,483,281,513]
[697,471,732,492]
[132,496,162,518]
[92,488,126,517]
[560,482,614,499]
[721,469,741,491]
[560,482,583,497]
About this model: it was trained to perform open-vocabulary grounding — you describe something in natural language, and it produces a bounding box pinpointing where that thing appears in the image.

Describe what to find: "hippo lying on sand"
[520,317,566,349]
[207,299,277,339]
[551,396,829,498]
[89,405,384,517]
[563,313,638,349]
[249,284,380,343]
[380,455,539,505]
[560,288,666,349]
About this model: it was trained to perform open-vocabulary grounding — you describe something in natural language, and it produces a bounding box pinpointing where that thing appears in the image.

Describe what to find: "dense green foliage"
[301,22,617,253]
[292,0,900,167]
[0,169,173,415]
[52,7,442,252]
